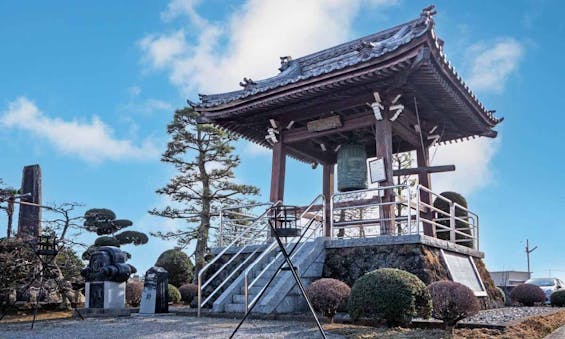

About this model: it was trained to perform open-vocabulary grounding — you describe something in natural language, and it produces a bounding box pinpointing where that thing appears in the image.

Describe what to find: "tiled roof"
[192,12,433,109]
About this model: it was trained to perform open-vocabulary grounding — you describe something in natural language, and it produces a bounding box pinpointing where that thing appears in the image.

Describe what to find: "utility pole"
[525,239,538,279]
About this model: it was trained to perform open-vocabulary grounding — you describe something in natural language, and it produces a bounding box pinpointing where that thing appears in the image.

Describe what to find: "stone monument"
[81,246,136,310]
[139,266,169,314]
[17,164,42,241]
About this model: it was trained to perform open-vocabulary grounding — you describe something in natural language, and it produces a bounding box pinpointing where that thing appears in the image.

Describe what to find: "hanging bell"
[337,143,368,192]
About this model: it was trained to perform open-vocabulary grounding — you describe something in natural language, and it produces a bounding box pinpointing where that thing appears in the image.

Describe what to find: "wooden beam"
[392,121,420,148]
[417,146,434,236]
[269,141,286,202]
[283,112,374,143]
[323,165,334,237]
[393,165,455,176]
[375,115,395,235]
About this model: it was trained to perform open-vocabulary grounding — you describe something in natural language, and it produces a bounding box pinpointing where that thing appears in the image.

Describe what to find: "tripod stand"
[0,236,84,328]
[231,205,327,339]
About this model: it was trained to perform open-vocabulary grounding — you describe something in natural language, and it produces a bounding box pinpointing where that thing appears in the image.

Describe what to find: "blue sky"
[1,0,564,282]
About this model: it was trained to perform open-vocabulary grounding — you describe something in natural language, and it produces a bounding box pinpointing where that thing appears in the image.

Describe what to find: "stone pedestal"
[85,281,125,309]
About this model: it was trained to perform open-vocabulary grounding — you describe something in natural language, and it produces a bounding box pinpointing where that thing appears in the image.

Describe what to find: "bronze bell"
[337,143,368,192]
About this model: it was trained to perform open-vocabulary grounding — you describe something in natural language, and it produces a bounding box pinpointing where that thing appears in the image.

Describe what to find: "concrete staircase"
[213,237,326,314]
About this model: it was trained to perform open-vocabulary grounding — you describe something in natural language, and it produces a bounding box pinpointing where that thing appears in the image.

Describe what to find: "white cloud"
[1,97,160,163]
[467,38,524,93]
[139,0,398,95]
[243,141,270,157]
[139,29,188,69]
[430,138,500,196]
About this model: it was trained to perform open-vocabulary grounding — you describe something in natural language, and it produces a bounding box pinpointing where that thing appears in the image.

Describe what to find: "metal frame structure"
[230,205,326,339]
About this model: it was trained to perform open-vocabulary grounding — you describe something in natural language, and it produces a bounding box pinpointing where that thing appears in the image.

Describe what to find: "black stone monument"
[139,266,169,314]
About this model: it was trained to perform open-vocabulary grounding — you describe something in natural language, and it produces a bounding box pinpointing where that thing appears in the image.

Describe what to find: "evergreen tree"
[149,107,259,278]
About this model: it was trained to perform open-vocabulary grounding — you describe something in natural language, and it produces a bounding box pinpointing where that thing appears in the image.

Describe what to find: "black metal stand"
[0,239,84,328]
[230,207,327,339]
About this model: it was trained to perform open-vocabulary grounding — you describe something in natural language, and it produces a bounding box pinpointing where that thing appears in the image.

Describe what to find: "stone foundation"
[322,235,504,308]
[207,235,504,312]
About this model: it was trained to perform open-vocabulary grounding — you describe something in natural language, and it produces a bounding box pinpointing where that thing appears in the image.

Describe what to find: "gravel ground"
[461,306,558,325]
[0,315,341,339]
[0,307,559,338]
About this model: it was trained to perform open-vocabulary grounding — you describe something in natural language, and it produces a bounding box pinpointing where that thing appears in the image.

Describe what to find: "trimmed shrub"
[550,289,565,307]
[510,283,546,306]
[428,281,479,335]
[167,284,181,304]
[305,278,351,322]
[126,280,143,307]
[156,249,194,287]
[348,268,432,327]
[94,236,120,247]
[179,283,198,305]
[433,191,473,248]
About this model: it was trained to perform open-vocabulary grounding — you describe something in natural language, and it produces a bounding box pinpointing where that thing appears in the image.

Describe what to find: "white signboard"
[367,157,386,184]
[441,250,487,297]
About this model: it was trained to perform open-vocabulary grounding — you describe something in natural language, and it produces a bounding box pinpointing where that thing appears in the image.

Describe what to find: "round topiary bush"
[167,284,181,304]
[550,289,565,307]
[126,280,143,307]
[94,236,120,247]
[179,283,198,305]
[433,192,473,248]
[156,249,194,287]
[305,278,351,322]
[510,283,546,306]
[428,281,479,334]
[348,268,432,327]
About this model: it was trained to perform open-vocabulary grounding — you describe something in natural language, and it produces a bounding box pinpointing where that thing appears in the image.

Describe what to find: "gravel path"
[0,315,341,339]
[462,306,558,325]
[1,307,560,338]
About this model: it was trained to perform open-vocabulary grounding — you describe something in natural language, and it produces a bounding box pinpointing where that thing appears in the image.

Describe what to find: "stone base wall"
[322,238,504,308]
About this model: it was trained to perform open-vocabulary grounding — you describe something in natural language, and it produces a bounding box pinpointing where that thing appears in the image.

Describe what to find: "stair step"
[232,294,257,304]
[224,303,246,313]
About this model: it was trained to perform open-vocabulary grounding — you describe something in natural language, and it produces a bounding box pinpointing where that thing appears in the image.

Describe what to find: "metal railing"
[242,194,325,311]
[218,202,276,247]
[197,200,281,317]
[330,184,480,249]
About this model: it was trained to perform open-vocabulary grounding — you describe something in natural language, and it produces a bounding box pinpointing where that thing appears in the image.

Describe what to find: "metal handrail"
[328,184,480,249]
[330,184,412,238]
[219,202,276,246]
[197,200,281,317]
[243,194,325,311]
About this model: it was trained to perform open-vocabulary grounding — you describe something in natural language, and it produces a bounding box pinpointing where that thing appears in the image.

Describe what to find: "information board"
[441,250,487,296]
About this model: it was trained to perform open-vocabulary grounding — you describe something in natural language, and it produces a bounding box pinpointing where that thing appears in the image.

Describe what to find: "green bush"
[167,284,181,304]
[433,191,473,248]
[510,283,546,306]
[126,280,143,307]
[550,290,565,307]
[156,249,194,287]
[94,236,120,247]
[305,278,350,322]
[348,268,431,327]
[179,283,198,305]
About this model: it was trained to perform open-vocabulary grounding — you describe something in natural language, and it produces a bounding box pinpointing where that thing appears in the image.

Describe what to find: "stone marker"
[140,266,169,314]
[17,164,42,241]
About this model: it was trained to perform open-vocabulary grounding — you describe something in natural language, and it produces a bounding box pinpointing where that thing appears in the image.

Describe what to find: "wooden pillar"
[417,146,434,236]
[322,164,334,237]
[269,141,286,202]
[375,118,395,235]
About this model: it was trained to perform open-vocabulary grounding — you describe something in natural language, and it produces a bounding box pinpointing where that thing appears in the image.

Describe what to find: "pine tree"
[149,107,259,278]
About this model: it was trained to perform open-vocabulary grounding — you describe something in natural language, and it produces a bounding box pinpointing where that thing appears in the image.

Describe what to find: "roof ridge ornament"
[356,41,375,58]
[421,4,437,18]
[239,77,257,90]
[279,56,293,71]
